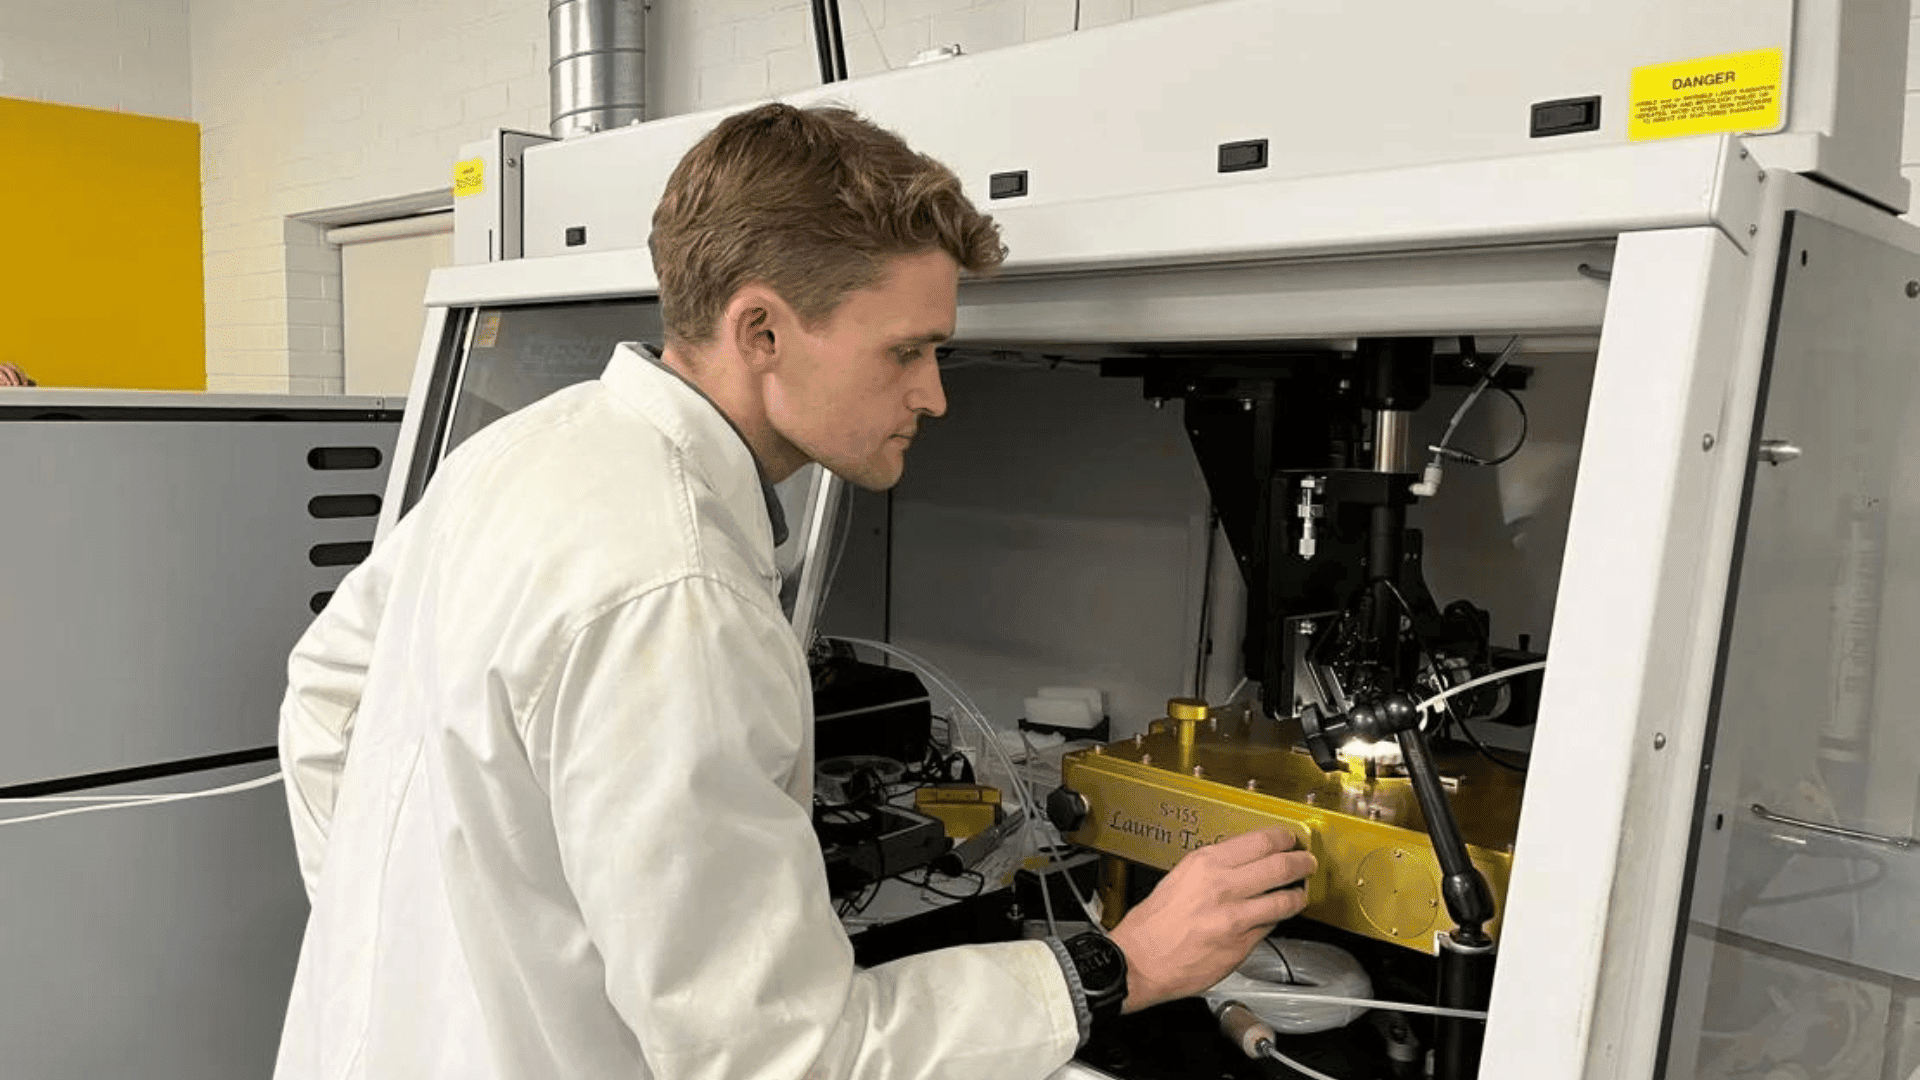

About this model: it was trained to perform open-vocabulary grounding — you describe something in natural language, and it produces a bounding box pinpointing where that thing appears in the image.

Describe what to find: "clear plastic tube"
[0,771,282,827]
[1414,660,1547,717]
[829,638,1067,935]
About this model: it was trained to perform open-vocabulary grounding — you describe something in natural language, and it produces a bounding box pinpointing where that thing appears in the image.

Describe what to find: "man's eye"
[896,348,924,364]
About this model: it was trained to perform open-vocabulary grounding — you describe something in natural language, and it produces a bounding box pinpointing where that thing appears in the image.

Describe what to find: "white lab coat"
[274,345,1080,1080]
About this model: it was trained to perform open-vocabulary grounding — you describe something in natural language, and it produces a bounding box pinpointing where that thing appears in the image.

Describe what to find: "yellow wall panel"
[0,98,204,390]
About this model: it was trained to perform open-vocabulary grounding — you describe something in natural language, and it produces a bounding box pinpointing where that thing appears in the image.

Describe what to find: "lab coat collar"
[600,342,790,549]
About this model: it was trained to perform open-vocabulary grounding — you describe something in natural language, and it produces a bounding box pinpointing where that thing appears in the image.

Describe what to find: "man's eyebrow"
[896,330,951,347]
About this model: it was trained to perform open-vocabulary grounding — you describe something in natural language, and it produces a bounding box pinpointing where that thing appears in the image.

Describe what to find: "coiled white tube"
[1205,939,1372,1033]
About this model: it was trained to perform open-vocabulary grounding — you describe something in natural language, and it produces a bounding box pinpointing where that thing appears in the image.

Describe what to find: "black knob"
[1379,694,1417,735]
[1047,785,1090,832]
[1298,704,1344,772]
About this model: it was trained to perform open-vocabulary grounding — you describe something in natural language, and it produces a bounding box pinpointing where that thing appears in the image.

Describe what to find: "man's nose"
[908,357,947,419]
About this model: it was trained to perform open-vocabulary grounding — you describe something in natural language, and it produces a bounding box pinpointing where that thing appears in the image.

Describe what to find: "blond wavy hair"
[649,103,1004,347]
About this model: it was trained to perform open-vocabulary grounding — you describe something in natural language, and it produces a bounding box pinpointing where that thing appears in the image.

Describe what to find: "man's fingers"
[1205,825,1302,867]
[1237,883,1312,931]
[1225,848,1317,896]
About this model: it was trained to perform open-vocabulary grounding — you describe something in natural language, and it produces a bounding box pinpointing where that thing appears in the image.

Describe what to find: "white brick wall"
[0,0,193,118]
[191,0,546,393]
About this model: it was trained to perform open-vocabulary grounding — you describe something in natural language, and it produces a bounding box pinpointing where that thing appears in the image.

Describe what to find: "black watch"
[1063,931,1129,1022]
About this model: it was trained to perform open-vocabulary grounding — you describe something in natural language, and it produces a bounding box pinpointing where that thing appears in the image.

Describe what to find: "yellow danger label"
[453,158,485,198]
[1629,48,1784,142]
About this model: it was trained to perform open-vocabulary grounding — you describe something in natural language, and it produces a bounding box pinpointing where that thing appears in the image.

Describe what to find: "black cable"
[906,869,986,901]
[1264,937,1298,986]
[1448,713,1527,773]
[1193,505,1219,697]
[1072,0,1082,30]
[1480,387,1529,467]
[825,0,849,80]
[1382,580,1527,775]
[810,0,836,83]
[1433,375,1529,468]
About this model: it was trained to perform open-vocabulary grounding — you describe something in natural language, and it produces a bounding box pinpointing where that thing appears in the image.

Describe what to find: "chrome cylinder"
[550,0,647,139]
[1373,410,1414,473]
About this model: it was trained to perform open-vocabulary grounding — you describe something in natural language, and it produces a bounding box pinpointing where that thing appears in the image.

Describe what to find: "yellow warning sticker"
[1629,48,1784,142]
[476,312,502,349]
[454,158,485,198]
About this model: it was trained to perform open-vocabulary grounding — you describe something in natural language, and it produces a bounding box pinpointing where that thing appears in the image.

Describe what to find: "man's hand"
[1106,825,1316,1013]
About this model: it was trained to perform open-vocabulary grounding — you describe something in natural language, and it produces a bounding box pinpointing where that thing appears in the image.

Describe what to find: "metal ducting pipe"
[550,0,646,138]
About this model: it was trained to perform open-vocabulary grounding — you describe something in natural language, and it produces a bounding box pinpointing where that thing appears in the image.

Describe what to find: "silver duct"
[550,0,646,138]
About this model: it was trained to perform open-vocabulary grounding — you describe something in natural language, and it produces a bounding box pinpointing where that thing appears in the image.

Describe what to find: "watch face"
[1067,932,1127,996]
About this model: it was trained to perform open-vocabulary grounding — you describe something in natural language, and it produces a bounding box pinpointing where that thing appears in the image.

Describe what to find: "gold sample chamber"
[1060,705,1522,955]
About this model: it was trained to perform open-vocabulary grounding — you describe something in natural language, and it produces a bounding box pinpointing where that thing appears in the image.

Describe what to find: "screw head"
[1653,733,1668,750]
[1192,765,1205,777]
[1246,779,1259,791]
[1140,753,1153,765]
[1747,224,1759,237]
[1702,433,1716,451]
[1906,281,1919,299]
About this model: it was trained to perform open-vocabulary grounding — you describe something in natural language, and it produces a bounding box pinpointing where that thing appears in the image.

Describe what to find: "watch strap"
[1042,936,1095,1045]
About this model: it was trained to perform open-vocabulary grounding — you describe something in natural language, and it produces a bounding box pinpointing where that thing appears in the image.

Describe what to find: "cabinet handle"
[1750,803,1915,849]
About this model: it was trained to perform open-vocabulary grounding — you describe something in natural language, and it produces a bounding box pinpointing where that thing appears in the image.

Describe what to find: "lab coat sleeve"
[532,575,1081,1080]
[279,531,398,901]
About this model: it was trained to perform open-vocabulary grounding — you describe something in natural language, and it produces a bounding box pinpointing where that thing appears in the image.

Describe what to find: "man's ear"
[723,284,794,374]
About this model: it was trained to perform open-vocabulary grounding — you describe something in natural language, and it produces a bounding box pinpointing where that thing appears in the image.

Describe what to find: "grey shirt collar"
[631,342,789,548]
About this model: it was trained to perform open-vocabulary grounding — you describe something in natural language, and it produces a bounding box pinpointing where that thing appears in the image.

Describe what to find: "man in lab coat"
[274,102,1317,1080]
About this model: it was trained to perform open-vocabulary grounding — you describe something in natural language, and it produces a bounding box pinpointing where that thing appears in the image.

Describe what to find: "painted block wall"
[190,0,550,393]
[185,0,1223,393]
[0,1,192,120]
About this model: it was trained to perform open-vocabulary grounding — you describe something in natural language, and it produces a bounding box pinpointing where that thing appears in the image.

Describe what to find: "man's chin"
[825,456,905,493]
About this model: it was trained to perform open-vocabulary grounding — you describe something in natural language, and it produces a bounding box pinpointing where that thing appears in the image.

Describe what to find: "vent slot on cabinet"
[308,494,383,519]
[309,541,373,568]
[308,446,383,471]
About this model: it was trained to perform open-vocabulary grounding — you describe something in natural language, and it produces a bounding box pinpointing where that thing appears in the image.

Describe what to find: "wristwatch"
[1062,931,1129,1023]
